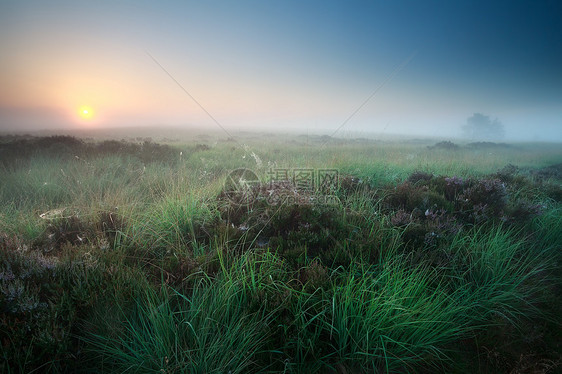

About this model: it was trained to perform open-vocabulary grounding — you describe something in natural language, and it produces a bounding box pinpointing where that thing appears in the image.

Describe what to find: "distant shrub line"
[0,135,181,167]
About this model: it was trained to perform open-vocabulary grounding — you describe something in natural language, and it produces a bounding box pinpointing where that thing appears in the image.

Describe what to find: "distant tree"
[462,113,505,141]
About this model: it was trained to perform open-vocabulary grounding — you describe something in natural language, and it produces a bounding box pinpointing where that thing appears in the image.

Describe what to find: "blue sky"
[1,0,561,140]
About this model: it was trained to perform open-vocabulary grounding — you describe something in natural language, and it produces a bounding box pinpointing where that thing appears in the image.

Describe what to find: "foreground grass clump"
[0,135,561,373]
[85,271,275,373]
[326,261,467,372]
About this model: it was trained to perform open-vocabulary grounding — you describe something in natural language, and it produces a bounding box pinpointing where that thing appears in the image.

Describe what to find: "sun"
[78,105,94,120]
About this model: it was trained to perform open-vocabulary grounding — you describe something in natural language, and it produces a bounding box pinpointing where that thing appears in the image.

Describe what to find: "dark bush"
[384,182,452,213]
[34,135,84,149]
[338,175,370,196]
[384,182,425,211]
[0,136,84,168]
[193,143,211,151]
[504,201,543,224]
[407,170,434,184]
[493,164,519,181]
[391,209,414,227]
[543,183,562,202]
[531,163,562,181]
[0,136,182,169]
[442,176,468,201]
[457,178,507,223]
[428,141,459,150]
[298,259,330,292]
[0,244,72,372]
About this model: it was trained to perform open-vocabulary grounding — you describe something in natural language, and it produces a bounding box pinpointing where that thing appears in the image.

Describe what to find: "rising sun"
[78,105,94,120]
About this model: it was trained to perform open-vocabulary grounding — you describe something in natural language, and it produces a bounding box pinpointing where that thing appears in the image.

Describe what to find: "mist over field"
[1,1,561,141]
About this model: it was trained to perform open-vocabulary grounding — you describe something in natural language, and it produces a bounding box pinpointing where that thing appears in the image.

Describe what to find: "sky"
[1,0,561,141]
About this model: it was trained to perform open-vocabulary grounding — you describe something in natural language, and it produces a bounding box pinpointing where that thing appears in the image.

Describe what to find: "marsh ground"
[1,130,561,373]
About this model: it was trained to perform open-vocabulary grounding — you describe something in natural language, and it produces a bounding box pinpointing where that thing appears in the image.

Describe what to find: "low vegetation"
[1,134,561,373]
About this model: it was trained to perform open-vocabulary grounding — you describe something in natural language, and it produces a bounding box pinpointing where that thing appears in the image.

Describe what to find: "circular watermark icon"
[222,168,260,205]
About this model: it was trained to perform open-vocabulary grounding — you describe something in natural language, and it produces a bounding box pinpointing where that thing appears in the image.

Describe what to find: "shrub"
[428,141,459,150]
[457,178,507,223]
[0,244,67,372]
[407,170,434,184]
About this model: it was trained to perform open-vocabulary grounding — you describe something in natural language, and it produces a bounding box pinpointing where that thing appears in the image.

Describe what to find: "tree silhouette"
[462,113,505,141]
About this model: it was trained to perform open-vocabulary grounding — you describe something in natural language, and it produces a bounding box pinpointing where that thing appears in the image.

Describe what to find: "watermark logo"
[222,168,340,206]
[222,168,260,205]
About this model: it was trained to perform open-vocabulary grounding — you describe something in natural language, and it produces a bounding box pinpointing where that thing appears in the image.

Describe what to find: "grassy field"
[1,132,561,373]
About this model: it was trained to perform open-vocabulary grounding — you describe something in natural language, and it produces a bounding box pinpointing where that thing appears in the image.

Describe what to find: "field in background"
[1,131,561,373]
